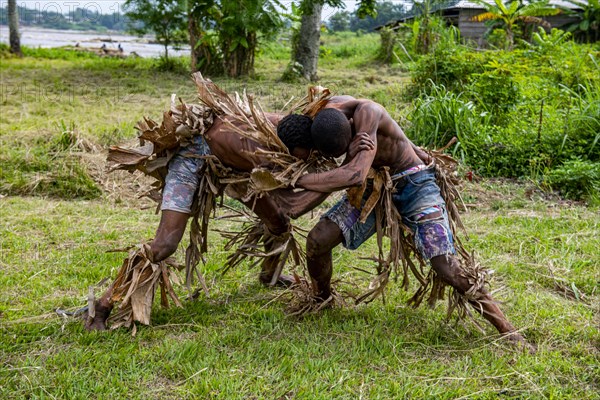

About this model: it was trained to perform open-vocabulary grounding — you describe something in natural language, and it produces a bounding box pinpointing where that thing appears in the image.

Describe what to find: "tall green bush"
[467,61,520,122]
[545,159,600,202]
[408,47,488,95]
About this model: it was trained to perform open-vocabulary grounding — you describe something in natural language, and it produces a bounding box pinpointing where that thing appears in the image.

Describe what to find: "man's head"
[277,114,314,159]
[311,108,352,158]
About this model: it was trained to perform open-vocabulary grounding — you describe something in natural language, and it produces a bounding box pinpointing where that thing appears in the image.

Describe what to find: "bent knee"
[430,255,471,293]
[307,223,340,258]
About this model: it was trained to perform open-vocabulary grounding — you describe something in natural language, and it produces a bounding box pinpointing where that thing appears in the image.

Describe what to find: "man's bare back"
[204,113,286,172]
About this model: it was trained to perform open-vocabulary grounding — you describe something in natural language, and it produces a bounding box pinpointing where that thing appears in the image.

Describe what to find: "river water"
[0,26,190,58]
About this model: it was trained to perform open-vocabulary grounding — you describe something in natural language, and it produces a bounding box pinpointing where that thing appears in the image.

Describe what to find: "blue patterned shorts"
[324,168,456,260]
[161,135,211,214]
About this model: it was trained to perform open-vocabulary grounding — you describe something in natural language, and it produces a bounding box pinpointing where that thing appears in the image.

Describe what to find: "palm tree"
[8,0,22,56]
[471,0,561,48]
[561,0,600,43]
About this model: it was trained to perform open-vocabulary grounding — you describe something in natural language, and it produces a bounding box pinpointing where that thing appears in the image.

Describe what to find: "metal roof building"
[379,0,586,43]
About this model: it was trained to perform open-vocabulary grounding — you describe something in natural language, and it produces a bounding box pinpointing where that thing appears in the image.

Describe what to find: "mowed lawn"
[1,48,599,399]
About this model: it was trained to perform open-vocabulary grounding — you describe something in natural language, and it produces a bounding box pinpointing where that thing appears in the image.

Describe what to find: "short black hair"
[311,108,352,157]
[276,114,313,152]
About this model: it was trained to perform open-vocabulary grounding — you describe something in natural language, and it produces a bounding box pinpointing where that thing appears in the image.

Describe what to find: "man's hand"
[347,132,375,159]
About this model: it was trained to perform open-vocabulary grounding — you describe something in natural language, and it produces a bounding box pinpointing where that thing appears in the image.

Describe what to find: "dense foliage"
[561,0,600,43]
[124,0,188,61]
[186,0,284,77]
[328,0,407,32]
[405,40,600,202]
[470,0,561,49]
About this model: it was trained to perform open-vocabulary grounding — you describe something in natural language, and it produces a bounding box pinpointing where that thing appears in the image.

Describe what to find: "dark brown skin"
[296,96,528,346]
[86,114,331,331]
[296,96,429,192]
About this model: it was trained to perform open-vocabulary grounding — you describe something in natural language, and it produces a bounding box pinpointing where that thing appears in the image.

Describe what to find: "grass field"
[1,40,599,398]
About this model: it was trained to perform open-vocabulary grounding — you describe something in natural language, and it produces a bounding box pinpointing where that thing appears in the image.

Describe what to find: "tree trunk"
[189,15,203,72]
[222,33,256,78]
[507,28,514,50]
[8,0,22,56]
[189,15,222,75]
[293,1,323,82]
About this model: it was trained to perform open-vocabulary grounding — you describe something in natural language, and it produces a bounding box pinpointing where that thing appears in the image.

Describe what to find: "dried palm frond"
[350,139,489,323]
[284,279,346,317]
[217,209,306,285]
[286,85,333,118]
[108,243,183,335]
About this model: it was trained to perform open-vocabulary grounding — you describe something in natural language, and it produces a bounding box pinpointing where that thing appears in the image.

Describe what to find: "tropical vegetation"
[1,0,599,396]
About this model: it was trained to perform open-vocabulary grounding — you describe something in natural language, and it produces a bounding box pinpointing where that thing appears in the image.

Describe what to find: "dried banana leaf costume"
[345,147,488,326]
[104,73,485,330]
[104,74,334,330]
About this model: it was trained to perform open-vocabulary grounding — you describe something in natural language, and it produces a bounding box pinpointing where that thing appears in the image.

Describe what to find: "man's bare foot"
[259,274,297,288]
[314,291,332,303]
[504,332,537,354]
[84,301,113,331]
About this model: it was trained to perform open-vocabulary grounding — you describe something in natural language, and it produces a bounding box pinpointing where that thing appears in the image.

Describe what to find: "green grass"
[1,190,598,399]
[1,42,599,398]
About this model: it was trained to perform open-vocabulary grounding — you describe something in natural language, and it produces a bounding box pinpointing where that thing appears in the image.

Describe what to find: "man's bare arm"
[269,190,330,219]
[411,142,432,164]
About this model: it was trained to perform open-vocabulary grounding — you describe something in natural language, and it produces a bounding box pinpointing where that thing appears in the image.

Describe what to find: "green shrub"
[377,27,398,63]
[406,83,488,151]
[468,62,520,122]
[154,55,190,73]
[408,47,488,95]
[487,29,510,50]
[560,82,600,162]
[545,159,600,202]
[406,43,600,182]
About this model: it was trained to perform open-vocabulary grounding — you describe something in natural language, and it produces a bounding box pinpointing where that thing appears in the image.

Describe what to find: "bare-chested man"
[86,111,369,330]
[294,96,528,345]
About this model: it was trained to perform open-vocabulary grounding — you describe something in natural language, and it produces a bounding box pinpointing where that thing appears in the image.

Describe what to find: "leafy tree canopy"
[347,1,408,32]
[124,0,188,59]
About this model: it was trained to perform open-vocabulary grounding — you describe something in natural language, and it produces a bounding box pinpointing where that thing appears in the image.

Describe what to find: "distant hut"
[378,0,585,45]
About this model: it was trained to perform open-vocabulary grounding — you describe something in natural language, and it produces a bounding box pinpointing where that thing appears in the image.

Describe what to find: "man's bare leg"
[306,219,343,300]
[430,255,528,345]
[242,194,297,286]
[258,254,296,287]
[85,210,190,331]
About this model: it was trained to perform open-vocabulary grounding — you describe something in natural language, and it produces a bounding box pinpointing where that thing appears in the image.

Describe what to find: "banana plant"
[470,0,561,49]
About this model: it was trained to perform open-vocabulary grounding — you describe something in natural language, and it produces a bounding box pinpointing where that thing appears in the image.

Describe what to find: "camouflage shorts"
[161,135,210,214]
[324,167,456,260]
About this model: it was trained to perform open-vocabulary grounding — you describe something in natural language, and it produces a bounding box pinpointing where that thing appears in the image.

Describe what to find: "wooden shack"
[379,0,585,45]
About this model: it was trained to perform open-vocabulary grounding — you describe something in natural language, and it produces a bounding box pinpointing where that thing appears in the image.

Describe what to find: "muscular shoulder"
[325,96,360,118]
[326,96,383,112]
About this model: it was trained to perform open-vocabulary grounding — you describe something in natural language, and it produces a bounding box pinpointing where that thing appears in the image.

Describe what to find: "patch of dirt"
[459,178,587,211]
[78,144,156,210]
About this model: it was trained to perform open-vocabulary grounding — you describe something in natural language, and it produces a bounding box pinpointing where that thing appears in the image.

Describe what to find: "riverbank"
[0,25,190,58]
